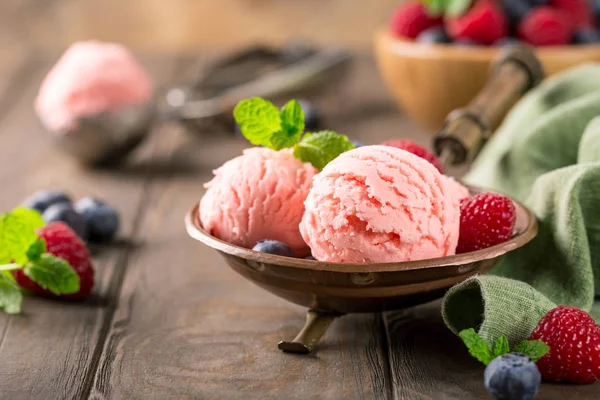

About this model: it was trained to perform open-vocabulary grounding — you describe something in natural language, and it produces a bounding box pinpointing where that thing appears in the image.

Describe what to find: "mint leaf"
[0,207,45,265]
[293,130,355,170]
[271,99,305,150]
[0,273,23,314]
[458,328,493,365]
[445,0,472,16]
[234,98,282,147]
[513,340,550,362]
[423,0,445,15]
[23,254,80,296]
[26,239,46,261]
[492,335,510,358]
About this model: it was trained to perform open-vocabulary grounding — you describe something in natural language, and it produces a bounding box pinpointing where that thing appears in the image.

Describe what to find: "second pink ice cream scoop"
[300,145,462,263]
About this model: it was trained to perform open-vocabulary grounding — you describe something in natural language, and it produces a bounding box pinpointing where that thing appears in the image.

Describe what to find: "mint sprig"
[233,97,355,169]
[459,329,549,365]
[293,131,355,170]
[0,207,82,313]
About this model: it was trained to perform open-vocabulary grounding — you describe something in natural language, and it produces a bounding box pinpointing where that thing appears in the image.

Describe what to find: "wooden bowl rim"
[185,188,538,273]
[375,27,600,61]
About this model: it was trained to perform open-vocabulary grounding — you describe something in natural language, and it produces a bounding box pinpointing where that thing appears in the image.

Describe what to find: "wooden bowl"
[374,28,600,131]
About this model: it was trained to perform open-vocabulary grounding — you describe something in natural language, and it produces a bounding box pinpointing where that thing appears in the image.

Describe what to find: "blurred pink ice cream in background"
[199,147,318,257]
[35,41,152,133]
[300,145,461,263]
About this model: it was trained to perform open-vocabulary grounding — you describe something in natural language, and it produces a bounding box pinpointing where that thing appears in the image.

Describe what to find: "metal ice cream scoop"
[50,43,352,166]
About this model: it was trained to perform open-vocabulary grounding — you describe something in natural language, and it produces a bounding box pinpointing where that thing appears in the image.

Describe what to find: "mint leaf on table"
[492,335,510,358]
[459,328,493,365]
[0,273,23,314]
[271,99,305,150]
[513,340,550,362]
[234,98,282,147]
[0,207,45,265]
[23,254,80,296]
[293,131,355,170]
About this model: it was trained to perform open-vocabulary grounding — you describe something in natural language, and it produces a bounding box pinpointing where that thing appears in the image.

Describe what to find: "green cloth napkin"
[441,64,600,348]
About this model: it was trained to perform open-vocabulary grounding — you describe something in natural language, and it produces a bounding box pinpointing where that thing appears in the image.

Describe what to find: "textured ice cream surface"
[300,145,461,263]
[35,41,152,133]
[199,147,317,256]
[442,175,470,203]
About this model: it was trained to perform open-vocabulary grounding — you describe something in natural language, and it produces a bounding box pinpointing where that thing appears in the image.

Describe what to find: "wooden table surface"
[0,52,597,400]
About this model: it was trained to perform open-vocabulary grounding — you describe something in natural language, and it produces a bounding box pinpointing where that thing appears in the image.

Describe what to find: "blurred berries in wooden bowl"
[375,0,600,130]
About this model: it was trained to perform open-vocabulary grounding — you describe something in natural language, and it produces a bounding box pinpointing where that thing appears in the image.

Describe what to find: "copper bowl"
[185,187,538,353]
[374,28,600,131]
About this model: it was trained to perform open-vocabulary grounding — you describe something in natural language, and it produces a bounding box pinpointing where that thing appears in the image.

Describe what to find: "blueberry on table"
[297,100,321,131]
[74,197,120,243]
[42,203,88,240]
[351,140,365,148]
[484,353,541,400]
[573,27,600,44]
[252,240,294,257]
[305,255,316,260]
[23,190,71,213]
[416,27,450,44]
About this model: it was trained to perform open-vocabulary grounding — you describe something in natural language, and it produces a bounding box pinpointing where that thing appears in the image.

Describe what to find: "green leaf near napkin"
[442,64,600,348]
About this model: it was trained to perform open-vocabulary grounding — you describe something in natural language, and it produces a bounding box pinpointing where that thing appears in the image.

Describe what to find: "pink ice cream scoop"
[199,147,318,256]
[300,145,461,263]
[35,41,152,133]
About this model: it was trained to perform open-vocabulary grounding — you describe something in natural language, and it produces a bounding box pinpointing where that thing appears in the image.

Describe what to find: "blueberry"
[484,353,541,400]
[592,0,600,23]
[297,100,321,131]
[42,203,87,239]
[454,39,478,46]
[573,27,600,44]
[252,240,294,257]
[305,255,316,260]
[416,27,450,44]
[351,140,365,148]
[74,197,120,243]
[502,0,532,30]
[23,190,71,213]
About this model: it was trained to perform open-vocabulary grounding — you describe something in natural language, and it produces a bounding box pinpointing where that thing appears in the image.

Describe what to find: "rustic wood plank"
[87,57,396,400]
[0,54,180,399]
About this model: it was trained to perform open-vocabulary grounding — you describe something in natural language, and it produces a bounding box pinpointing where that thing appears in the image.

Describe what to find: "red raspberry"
[14,222,94,300]
[518,7,572,46]
[529,306,600,384]
[551,0,594,30]
[389,2,443,39]
[456,192,516,253]
[381,139,443,173]
[447,0,508,45]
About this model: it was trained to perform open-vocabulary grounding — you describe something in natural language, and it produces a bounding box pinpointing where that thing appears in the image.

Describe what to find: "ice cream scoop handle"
[433,44,545,166]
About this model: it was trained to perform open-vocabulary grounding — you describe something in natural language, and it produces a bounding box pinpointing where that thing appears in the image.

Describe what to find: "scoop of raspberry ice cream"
[35,41,152,133]
[300,145,461,263]
[199,147,317,257]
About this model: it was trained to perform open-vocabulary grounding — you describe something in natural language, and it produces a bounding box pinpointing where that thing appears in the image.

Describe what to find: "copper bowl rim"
[375,28,600,61]
[185,190,538,274]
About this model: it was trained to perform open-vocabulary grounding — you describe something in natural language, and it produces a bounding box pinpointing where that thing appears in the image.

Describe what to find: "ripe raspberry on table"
[456,192,516,253]
[380,139,443,173]
[529,306,600,384]
[14,222,95,300]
